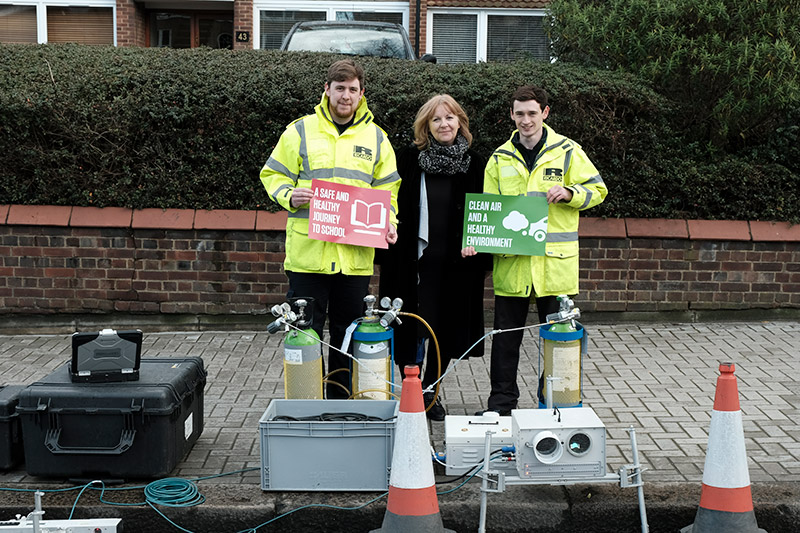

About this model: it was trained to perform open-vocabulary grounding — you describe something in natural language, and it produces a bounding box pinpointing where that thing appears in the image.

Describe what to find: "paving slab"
[1,321,798,532]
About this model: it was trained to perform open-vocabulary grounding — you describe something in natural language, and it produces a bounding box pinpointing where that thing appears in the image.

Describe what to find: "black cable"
[272,412,391,422]
[434,449,505,485]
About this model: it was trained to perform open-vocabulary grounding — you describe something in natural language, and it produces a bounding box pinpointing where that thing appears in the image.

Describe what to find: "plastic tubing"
[348,388,401,400]
[397,311,442,413]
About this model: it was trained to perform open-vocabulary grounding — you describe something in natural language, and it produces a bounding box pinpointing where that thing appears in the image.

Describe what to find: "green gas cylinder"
[351,318,392,400]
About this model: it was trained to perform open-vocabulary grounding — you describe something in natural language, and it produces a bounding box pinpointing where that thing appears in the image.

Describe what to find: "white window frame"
[2,0,116,45]
[252,0,409,50]
[426,7,547,63]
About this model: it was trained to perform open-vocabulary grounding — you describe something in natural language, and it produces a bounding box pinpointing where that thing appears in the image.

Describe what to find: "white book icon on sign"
[351,200,386,235]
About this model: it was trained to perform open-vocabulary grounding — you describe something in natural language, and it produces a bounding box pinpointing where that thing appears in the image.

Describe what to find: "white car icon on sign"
[527,216,548,242]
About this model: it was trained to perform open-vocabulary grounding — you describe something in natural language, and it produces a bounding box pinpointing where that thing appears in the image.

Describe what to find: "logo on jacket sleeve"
[353,146,373,161]
[543,168,563,182]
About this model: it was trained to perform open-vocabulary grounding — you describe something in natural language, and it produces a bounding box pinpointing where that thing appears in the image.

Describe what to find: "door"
[149,11,232,49]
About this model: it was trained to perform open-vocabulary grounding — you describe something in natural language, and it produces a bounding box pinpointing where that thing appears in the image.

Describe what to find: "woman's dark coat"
[377,144,490,370]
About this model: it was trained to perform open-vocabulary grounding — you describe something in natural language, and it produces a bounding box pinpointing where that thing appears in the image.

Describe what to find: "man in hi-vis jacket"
[260,59,400,399]
[478,85,607,415]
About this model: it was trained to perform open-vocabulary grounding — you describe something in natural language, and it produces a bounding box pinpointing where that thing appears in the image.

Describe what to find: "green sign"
[462,193,549,255]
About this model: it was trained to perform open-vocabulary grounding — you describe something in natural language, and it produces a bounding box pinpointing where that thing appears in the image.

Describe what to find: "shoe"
[423,392,446,421]
[474,408,512,417]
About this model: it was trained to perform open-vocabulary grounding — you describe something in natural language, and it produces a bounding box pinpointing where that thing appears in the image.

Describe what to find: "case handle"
[44,428,136,455]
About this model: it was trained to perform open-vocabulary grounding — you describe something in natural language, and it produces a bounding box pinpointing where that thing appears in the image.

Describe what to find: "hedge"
[546,0,800,150]
[1,44,798,222]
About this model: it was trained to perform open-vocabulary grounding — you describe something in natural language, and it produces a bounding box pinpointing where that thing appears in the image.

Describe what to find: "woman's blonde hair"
[412,94,473,150]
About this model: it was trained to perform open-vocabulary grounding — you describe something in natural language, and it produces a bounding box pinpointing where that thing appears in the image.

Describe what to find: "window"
[283,22,414,59]
[431,13,477,64]
[336,11,402,25]
[2,1,115,44]
[428,9,549,64]
[47,6,113,44]
[197,17,233,49]
[157,28,172,48]
[0,5,37,43]
[152,13,190,48]
[260,10,325,50]
[254,1,408,50]
[487,15,549,61]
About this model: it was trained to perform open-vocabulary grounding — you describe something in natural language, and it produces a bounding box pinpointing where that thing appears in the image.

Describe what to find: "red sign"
[308,179,391,249]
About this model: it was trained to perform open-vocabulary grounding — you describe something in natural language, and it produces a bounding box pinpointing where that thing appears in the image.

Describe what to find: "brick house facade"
[3,0,550,61]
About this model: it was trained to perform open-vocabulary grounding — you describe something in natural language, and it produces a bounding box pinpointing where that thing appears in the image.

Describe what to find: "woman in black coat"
[378,94,489,420]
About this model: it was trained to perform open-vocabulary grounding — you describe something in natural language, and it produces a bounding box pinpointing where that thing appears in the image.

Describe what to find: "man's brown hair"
[327,59,365,90]
[510,85,549,111]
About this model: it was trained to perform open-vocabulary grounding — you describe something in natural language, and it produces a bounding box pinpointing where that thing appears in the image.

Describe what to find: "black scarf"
[417,134,471,175]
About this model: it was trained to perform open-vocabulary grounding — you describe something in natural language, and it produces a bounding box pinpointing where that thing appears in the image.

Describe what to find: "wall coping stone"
[256,210,287,231]
[132,208,195,229]
[749,220,800,242]
[71,206,133,227]
[687,219,751,241]
[1,205,798,242]
[625,218,688,239]
[194,209,256,230]
[6,204,71,226]
[578,217,626,238]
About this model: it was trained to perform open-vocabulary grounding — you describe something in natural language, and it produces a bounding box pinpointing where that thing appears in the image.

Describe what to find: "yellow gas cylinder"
[283,326,323,399]
[267,299,323,399]
[539,296,585,408]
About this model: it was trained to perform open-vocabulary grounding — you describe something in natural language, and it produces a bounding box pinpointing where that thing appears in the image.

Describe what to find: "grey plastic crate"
[259,399,398,491]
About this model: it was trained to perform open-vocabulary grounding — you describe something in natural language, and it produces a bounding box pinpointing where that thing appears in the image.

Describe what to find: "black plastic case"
[70,329,143,383]
[17,357,205,480]
[0,385,25,470]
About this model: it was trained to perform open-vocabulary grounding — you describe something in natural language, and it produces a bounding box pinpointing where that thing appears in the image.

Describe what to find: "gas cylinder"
[350,296,401,399]
[539,295,586,408]
[279,299,323,399]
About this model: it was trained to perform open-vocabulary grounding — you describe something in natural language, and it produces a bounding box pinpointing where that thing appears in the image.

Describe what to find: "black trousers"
[488,294,559,412]
[286,271,371,399]
[395,338,452,390]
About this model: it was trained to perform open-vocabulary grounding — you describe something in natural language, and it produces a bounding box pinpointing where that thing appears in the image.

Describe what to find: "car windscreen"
[285,26,410,59]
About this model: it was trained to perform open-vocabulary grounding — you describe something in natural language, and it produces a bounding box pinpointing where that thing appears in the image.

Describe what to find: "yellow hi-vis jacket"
[260,94,401,276]
[484,124,607,297]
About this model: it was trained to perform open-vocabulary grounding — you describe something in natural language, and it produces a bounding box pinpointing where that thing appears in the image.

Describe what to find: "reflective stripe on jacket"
[260,94,400,276]
[484,124,607,297]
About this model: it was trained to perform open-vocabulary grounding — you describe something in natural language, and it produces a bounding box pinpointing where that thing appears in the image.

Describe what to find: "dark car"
[280,20,435,62]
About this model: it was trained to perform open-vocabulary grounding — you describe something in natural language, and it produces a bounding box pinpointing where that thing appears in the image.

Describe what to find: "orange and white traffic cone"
[681,362,766,533]
[371,365,454,533]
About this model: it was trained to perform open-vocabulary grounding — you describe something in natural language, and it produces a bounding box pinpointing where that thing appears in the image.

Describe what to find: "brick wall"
[409,0,428,56]
[115,0,252,49]
[233,0,253,51]
[1,205,799,329]
[116,0,146,47]
[577,218,800,318]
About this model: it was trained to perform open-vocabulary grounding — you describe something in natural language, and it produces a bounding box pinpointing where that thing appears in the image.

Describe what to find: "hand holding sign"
[290,187,314,208]
[462,193,549,255]
[308,180,392,249]
[386,223,398,244]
